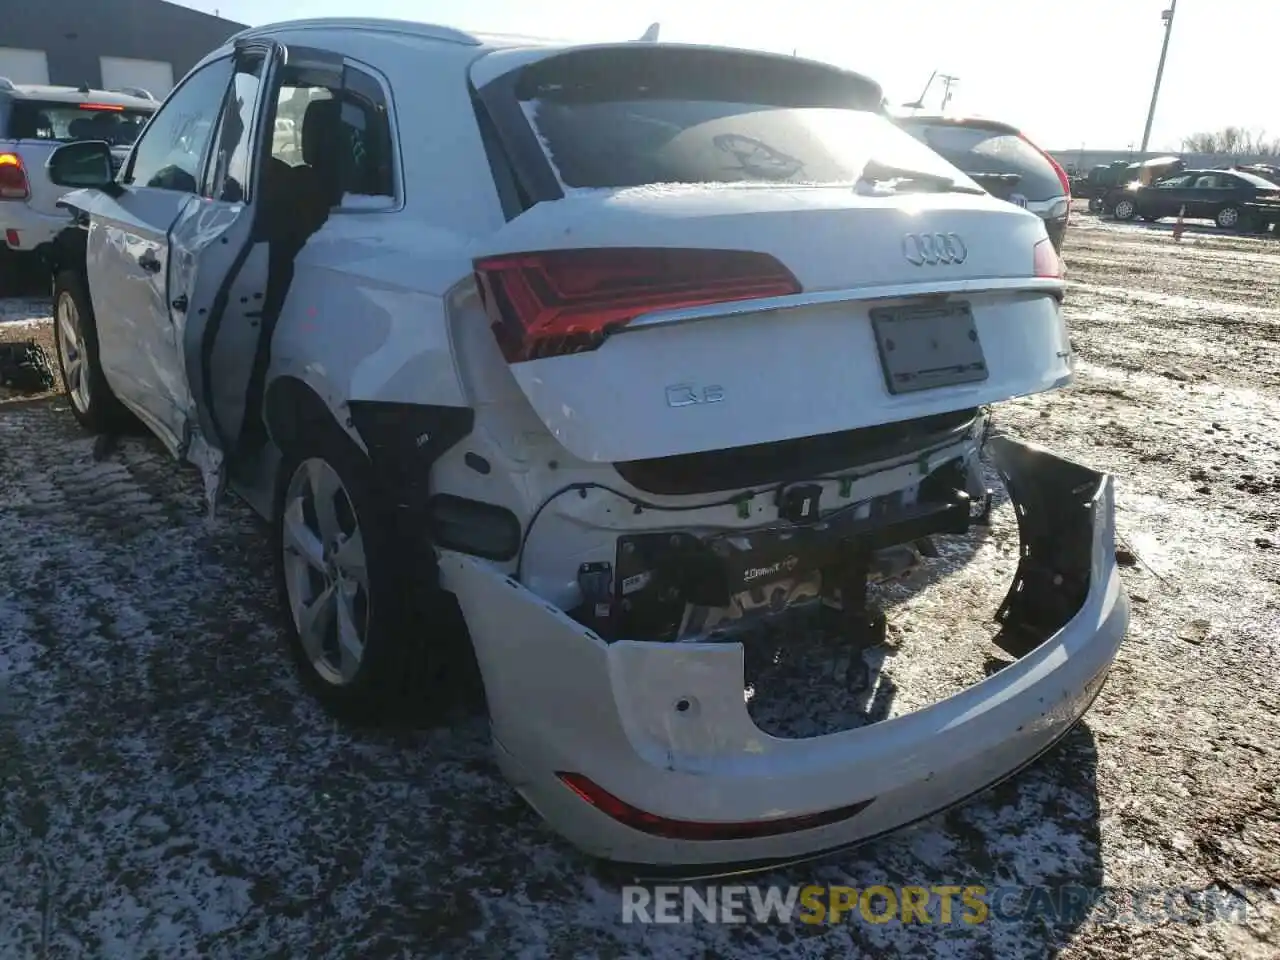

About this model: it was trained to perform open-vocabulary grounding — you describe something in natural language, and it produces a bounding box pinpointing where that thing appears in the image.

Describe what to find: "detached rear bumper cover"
[438,436,1129,867]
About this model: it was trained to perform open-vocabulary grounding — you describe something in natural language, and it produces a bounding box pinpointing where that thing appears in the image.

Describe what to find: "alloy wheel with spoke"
[56,293,90,414]
[281,457,372,686]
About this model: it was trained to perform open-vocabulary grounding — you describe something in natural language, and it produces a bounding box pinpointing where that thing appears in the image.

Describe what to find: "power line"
[939,74,959,112]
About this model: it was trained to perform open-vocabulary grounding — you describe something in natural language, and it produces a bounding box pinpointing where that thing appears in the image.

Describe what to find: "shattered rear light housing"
[557,772,875,840]
[473,247,801,363]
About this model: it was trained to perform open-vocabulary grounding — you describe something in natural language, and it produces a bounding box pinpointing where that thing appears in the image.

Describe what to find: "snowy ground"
[1,208,1278,958]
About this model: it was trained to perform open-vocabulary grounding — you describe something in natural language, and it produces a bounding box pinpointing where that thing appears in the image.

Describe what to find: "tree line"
[1180,126,1280,158]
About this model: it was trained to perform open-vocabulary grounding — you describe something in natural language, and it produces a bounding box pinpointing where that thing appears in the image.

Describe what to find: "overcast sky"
[177,0,1273,152]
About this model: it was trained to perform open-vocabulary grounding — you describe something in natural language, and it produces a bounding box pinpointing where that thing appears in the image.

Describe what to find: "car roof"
[232,17,627,52]
[895,113,1021,136]
[0,82,157,109]
[228,17,882,92]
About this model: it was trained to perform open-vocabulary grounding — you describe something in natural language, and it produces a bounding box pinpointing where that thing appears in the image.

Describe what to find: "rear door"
[468,46,1068,464]
[175,41,346,466]
[1184,173,1224,219]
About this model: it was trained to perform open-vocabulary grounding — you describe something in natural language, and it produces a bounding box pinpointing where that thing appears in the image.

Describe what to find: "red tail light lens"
[0,153,30,200]
[473,247,801,363]
[557,772,874,841]
[1034,237,1064,279]
[77,103,125,111]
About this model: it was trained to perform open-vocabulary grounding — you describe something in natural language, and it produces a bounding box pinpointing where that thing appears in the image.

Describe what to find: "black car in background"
[896,114,1072,251]
[1105,168,1280,231]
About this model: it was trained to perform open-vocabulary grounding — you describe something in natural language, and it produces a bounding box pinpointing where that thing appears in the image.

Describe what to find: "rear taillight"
[473,247,801,363]
[557,772,875,840]
[1034,238,1064,279]
[0,153,30,200]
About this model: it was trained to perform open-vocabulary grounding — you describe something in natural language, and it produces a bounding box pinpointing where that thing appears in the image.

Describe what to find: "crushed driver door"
[169,38,345,511]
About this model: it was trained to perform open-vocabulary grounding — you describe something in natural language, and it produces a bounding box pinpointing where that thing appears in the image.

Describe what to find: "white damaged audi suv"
[42,18,1127,870]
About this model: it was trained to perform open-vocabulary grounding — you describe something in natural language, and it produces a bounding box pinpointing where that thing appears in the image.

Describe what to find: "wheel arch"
[46,219,90,283]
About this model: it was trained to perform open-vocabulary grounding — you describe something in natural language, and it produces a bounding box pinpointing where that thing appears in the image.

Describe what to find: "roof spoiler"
[0,76,14,92]
[636,22,660,41]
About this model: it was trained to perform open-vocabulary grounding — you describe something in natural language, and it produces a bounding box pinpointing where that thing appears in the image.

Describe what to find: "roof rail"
[231,17,482,47]
[0,76,16,91]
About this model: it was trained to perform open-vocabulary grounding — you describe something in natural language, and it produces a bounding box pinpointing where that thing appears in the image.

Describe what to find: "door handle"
[138,251,161,273]
[171,294,188,312]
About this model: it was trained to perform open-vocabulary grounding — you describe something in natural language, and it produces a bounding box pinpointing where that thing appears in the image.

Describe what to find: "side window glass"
[337,66,395,204]
[207,54,265,203]
[124,58,233,194]
[269,63,396,210]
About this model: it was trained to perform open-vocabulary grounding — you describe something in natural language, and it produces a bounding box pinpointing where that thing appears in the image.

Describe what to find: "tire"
[272,422,474,724]
[51,269,129,432]
[1216,206,1242,230]
[1087,197,1103,214]
[1112,198,1137,221]
[1140,215,1160,223]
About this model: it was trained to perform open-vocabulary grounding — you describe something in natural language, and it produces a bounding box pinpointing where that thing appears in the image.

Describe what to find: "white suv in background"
[0,78,155,288]
[41,18,1127,871]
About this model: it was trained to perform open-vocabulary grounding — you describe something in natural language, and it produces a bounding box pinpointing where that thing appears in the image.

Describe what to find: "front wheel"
[1112,198,1138,221]
[51,270,128,432]
[1216,206,1242,230]
[273,432,472,723]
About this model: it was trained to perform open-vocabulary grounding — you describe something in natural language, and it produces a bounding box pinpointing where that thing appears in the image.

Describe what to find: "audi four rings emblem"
[902,232,968,266]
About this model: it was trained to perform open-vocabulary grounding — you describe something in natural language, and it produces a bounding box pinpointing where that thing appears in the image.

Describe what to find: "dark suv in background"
[896,114,1071,251]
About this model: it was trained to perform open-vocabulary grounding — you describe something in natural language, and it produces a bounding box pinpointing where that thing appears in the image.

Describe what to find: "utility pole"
[939,74,958,112]
[1140,0,1177,153]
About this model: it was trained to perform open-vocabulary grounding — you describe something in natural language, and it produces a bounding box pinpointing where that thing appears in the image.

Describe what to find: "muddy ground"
[1,209,1277,958]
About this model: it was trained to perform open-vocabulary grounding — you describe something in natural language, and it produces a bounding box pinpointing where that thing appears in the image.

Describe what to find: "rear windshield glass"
[8,101,154,147]
[897,122,1063,201]
[508,49,975,192]
[522,98,979,191]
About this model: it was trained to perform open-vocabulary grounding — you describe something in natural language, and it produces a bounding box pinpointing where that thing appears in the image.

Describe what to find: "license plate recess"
[870,300,989,395]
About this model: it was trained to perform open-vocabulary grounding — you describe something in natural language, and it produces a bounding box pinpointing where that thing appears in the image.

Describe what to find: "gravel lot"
[1,209,1278,958]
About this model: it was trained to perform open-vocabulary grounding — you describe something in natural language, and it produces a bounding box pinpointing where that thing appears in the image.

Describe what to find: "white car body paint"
[53,17,1124,869]
[439,437,1128,867]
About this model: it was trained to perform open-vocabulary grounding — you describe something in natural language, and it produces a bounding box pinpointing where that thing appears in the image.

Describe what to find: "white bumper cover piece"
[438,436,1129,871]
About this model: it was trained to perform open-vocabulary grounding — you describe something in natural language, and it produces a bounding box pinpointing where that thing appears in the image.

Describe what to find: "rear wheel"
[273,429,472,724]
[1087,197,1103,214]
[1112,198,1137,221]
[1216,205,1242,230]
[52,269,129,432]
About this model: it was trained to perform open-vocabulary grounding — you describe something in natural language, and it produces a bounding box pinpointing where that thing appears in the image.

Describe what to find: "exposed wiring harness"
[513,422,986,583]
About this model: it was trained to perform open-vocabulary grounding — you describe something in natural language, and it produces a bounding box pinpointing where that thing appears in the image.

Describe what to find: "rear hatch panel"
[466,46,1067,464]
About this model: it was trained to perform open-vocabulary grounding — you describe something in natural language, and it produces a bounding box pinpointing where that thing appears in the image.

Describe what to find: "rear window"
[1232,170,1280,189]
[507,49,975,192]
[8,101,154,147]
[897,122,1063,201]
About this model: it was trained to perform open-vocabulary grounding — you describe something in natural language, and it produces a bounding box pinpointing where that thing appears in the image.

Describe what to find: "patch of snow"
[0,298,51,326]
